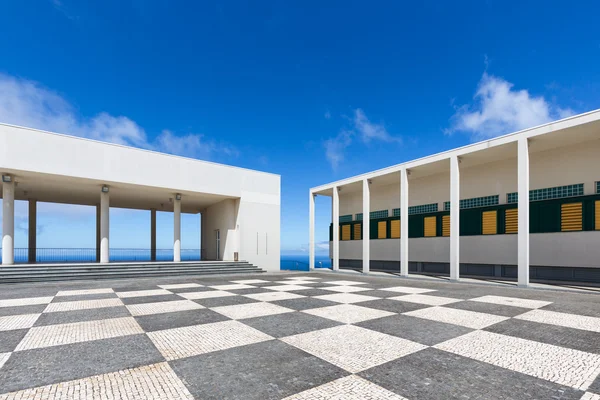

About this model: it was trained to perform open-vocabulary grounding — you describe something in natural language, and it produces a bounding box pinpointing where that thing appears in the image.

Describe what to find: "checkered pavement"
[0,272,599,399]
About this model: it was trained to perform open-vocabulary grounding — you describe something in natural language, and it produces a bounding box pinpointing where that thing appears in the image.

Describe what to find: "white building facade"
[309,110,600,285]
[0,123,280,272]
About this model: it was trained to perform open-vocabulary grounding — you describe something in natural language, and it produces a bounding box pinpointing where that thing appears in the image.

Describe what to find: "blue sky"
[1,1,599,254]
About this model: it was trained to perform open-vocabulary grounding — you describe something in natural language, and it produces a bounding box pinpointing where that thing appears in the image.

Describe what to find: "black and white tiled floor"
[0,272,600,399]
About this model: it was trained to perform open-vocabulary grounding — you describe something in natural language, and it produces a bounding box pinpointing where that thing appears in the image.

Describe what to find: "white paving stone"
[178,290,236,300]
[323,280,368,286]
[282,375,408,400]
[116,289,172,298]
[0,314,40,332]
[282,325,426,373]
[379,286,436,294]
[0,362,194,400]
[43,298,124,313]
[404,306,509,329]
[0,353,10,370]
[209,284,257,290]
[435,330,600,390]
[212,302,294,320]
[278,280,320,285]
[321,285,370,293]
[55,288,114,297]
[389,294,462,306]
[230,279,270,284]
[244,292,305,302]
[0,297,54,308]
[263,284,312,291]
[285,277,321,280]
[158,283,203,289]
[303,303,394,324]
[15,317,144,351]
[147,320,273,360]
[515,309,600,333]
[314,293,378,304]
[469,295,552,309]
[582,393,600,400]
[126,300,204,316]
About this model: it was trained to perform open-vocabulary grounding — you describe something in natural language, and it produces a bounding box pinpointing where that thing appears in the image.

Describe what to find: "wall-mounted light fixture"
[2,175,12,183]
[175,193,182,201]
[101,185,109,193]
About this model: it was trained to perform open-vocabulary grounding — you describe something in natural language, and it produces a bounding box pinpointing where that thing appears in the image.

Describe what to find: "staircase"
[0,261,264,284]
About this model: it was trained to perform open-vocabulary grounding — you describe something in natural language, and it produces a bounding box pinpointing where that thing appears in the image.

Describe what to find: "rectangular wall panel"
[482,211,497,235]
[561,203,583,232]
[390,219,400,238]
[505,209,518,234]
[424,216,437,237]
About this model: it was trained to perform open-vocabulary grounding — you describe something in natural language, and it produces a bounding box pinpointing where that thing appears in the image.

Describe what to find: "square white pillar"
[332,186,340,271]
[174,195,181,262]
[400,169,409,277]
[450,156,460,281]
[96,204,101,262]
[100,187,110,264]
[362,179,370,274]
[2,176,15,265]
[518,138,530,287]
[309,192,315,270]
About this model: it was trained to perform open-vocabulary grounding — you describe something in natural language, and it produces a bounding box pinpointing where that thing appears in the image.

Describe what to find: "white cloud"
[323,109,401,169]
[324,110,331,119]
[0,73,237,160]
[448,72,575,140]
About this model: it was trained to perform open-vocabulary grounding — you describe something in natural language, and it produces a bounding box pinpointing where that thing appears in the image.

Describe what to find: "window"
[424,216,437,237]
[339,215,352,223]
[507,184,584,203]
[442,215,450,237]
[353,223,362,240]
[390,219,400,238]
[377,221,387,239]
[561,202,583,232]
[371,210,389,219]
[445,195,499,211]
[341,225,351,240]
[505,209,518,234]
[393,204,438,216]
[596,182,600,194]
[355,213,363,221]
[393,208,401,217]
[482,211,497,235]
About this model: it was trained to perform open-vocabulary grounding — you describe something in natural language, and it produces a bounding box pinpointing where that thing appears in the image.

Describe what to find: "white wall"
[203,199,237,261]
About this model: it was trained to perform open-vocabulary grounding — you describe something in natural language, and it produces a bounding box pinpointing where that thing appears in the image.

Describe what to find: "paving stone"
[244,291,305,302]
[355,289,409,298]
[282,375,408,400]
[443,299,531,317]
[158,283,203,289]
[242,311,342,338]
[212,302,294,320]
[0,297,53,308]
[178,290,236,300]
[323,280,368,286]
[0,314,40,332]
[230,279,271,284]
[134,308,229,332]
[389,293,463,306]
[303,303,395,324]
[314,293,379,304]
[263,284,313,291]
[0,329,28,353]
[287,288,342,297]
[270,297,340,311]
[542,300,600,318]
[469,295,552,309]
[320,285,371,293]
[49,293,118,303]
[0,353,10,370]
[515,309,600,333]
[34,306,131,327]
[404,306,509,329]
[379,286,436,294]
[55,288,114,297]
[192,294,260,308]
[0,304,47,317]
[126,299,203,316]
[116,289,172,298]
[43,298,123,313]
[120,293,183,305]
[209,284,257,290]
[356,299,430,314]
[582,392,600,400]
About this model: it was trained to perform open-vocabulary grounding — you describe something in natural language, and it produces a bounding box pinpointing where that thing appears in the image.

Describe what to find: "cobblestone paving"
[0,271,599,399]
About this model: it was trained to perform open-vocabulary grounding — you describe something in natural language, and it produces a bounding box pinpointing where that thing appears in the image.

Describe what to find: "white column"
[362,179,370,273]
[174,195,181,262]
[450,156,460,281]
[309,192,315,270]
[150,209,157,261]
[400,169,409,277]
[332,186,340,271]
[28,199,37,263]
[100,188,110,263]
[96,204,101,262]
[2,176,15,265]
[518,138,530,287]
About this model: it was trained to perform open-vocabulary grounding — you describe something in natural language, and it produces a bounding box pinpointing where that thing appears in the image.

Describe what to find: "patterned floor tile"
[271,297,340,311]
[0,362,193,400]
[356,299,430,314]
[0,352,10,370]
[116,289,172,298]
[287,288,341,297]
[15,317,144,351]
[212,302,294,320]
[389,294,463,306]
[314,293,379,304]
[277,280,320,286]
[241,311,342,338]
[194,294,260,309]
[0,329,28,353]
[170,340,346,400]
[209,284,256,290]
[55,288,114,297]
[303,304,395,324]
[0,297,54,308]
[158,283,203,290]
[263,284,313,291]
[282,324,426,373]
[515,309,600,333]
[379,286,436,294]
[589,375,600,397]
[284,277,321,280]
[357,314,473,346]
[43,298,123,313]
[0,314,40,332]
[147,320,273,360]
[126,300,203,316]
[231,279,271,284]
[582,393,600,400]
[404,306,509,329]
[178,290,236,300]
[469,295,552,309]
[435,330,600,390]
[282,375,408,400]
[34,307,131,327]
[0,304,47,318]
[360,347,583,400]
[323,280,368,286]
[443,300,531,317]
[355,289,409,298]
[134,309,229,332]
[50,293,118,303]
[244,291,305,302]
[320,285,370,293]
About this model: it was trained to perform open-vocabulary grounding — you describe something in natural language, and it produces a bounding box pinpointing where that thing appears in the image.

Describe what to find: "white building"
[0,123,280,272]
[309,109,600,285]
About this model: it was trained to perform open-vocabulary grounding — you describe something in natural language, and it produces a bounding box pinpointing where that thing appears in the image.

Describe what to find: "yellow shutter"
[596,201,600,231]
[442,215,450,237]
[505,208,518,234]
[353,223,362,240]
[561,203,582,231]
[378,221,387,239]
[341,225,351,240]
[390,220,400,238]
[482,211,497,235]
[424,216,437,237]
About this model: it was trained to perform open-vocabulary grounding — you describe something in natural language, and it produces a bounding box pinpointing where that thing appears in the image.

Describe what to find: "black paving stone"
[0,329,29,353]
[226,287,272,295]
[541,300,600,318]
[588,374,600,395]
[287,289,340,297]
[50,293,118,303]
[0,304,47,317]
[355,289,407,298]
[34,306,131,326]
[242,311,342,338]
[193,295,260,308]
[170,340,348,400]
[0,334,164,393]
[443,300,531,317]
[166,286,213,294]
[120,294,183,305]
[359,348,583,400]
[134,308,230,332]
[270,297,339,311]
[357,299,430,314]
